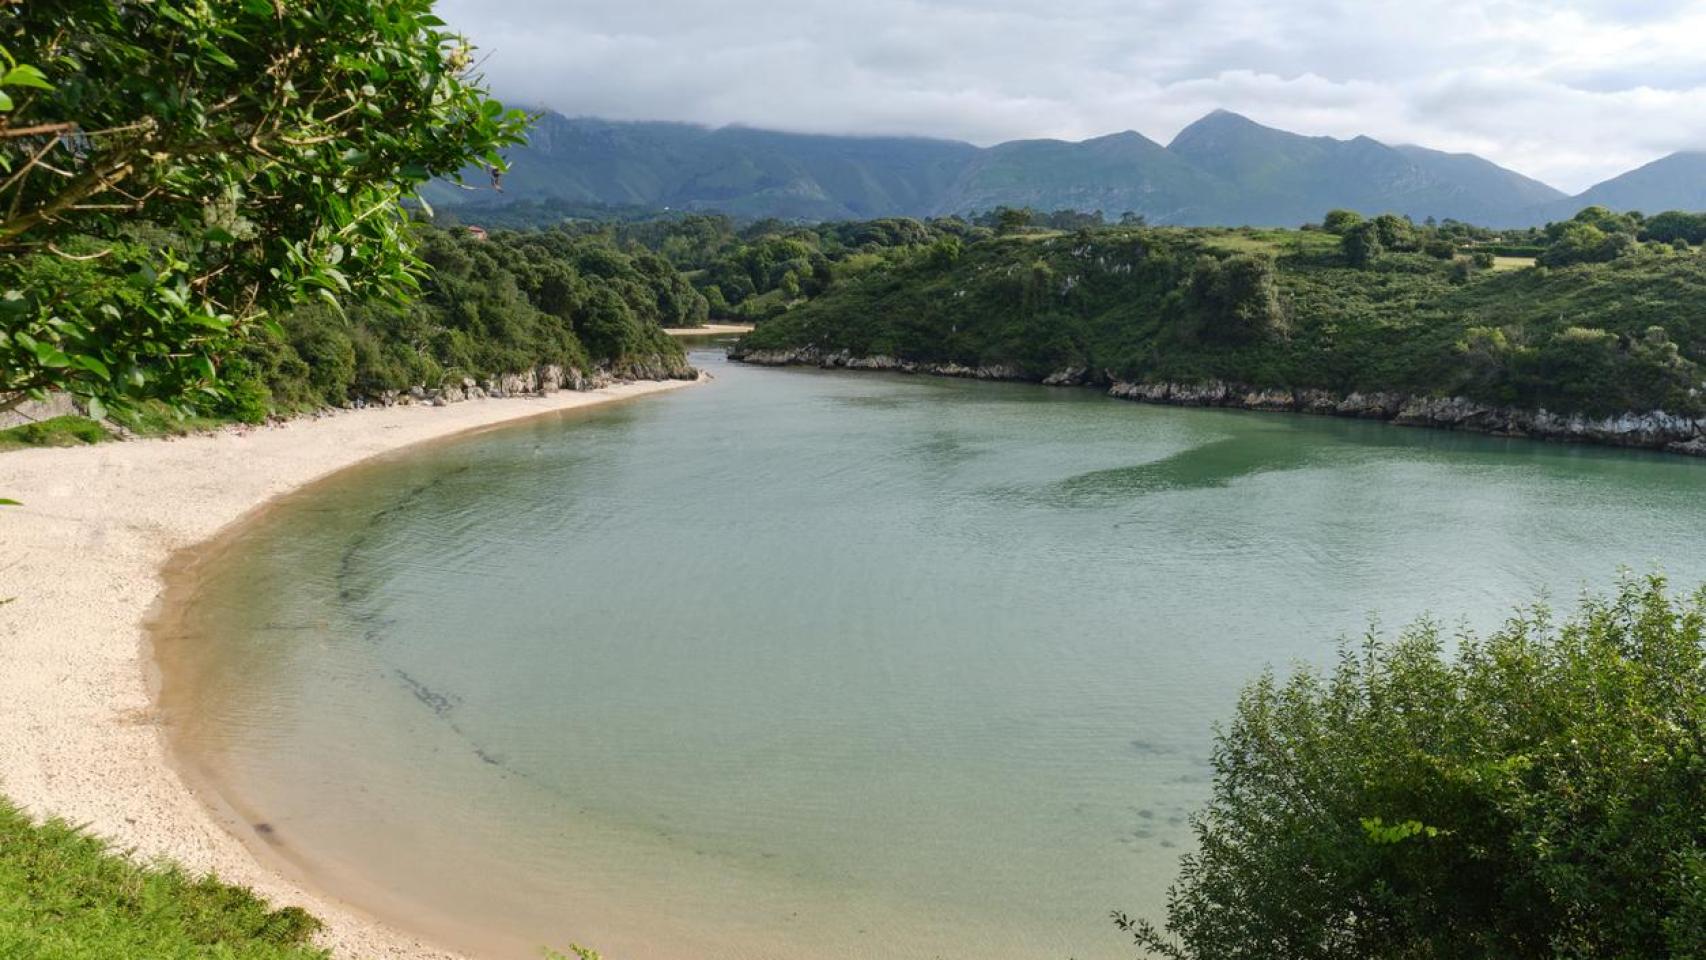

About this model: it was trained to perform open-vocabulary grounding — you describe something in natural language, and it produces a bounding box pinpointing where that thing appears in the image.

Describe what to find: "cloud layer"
[437,0,1706,193]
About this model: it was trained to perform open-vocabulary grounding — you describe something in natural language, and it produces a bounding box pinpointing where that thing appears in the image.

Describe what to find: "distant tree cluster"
[1323,204,1706,273]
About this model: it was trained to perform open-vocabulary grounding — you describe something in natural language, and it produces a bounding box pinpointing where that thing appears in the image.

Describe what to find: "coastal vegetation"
[0,0,526,419]
[733,207,1706,423]
[0,798,326,959]
[1121,575,1706,959]
[217,225,698,422]
[0,3,699,431]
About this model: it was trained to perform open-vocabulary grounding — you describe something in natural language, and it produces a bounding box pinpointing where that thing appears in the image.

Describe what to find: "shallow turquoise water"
[166,348,1706,959]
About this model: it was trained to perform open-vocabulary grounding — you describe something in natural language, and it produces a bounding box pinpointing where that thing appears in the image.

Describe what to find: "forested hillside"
[216,226,699,421]
[731,208,1706,450]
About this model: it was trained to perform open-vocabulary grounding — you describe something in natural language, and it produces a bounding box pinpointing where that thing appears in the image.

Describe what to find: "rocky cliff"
[728,346,1706,457]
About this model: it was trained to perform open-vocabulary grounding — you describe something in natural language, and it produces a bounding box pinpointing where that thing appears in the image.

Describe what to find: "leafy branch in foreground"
[1121,573,1706,959]
[0,0,528,416]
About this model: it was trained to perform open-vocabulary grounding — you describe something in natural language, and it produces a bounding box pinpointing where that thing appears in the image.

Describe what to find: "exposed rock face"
[727,344,1706,457]
[0,394,79,430]
[1106,382,1706,455]
[731,346,1027,382]
[352,355,694,408]
[1042,367,1089,387]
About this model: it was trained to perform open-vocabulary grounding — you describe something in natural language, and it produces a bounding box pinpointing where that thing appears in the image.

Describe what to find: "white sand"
[662,323,753,336]
[0,376,701,959]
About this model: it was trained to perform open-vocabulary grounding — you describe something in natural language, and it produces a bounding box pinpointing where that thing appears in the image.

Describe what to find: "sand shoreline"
[0,375,701,959]
[662,323,753,336]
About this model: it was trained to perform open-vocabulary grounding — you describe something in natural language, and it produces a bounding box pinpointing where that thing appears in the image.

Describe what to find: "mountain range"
[424,109,1706,227]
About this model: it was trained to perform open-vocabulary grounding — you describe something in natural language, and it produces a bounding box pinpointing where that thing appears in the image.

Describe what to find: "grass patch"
[1200,229,1339,257]
[1491,255,1536,272]
[111,401,229,439]
[0,797,327,958]
[0,415,113,451]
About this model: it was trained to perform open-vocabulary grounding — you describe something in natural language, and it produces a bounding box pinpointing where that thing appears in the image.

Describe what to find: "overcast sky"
[437,0,1706,194]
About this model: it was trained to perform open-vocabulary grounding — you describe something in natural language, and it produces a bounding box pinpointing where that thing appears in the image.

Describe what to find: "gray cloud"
[438,0,1706,193]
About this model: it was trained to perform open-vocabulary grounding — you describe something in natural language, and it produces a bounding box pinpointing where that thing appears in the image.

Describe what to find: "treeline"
[216,226,698,421]
[476,203,1706,344]
[516,213,976,325]
[1322,205,1706,268]
[734,211,1706,418]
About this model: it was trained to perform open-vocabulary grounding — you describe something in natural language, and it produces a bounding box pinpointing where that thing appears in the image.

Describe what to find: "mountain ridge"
[428,110,1699,227]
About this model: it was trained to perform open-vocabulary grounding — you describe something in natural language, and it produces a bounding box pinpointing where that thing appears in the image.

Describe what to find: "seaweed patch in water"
[393,668,461,717]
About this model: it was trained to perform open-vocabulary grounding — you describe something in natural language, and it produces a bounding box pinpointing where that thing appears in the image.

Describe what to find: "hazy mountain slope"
[668,127,978,219]
[1167,110,1549,226]
[1553,152,1706,219]
[934,131,1231,223]
[424,110,1706,227]
[420,115,709,210]
[1392,144,1567,219]
[424,114,977,220]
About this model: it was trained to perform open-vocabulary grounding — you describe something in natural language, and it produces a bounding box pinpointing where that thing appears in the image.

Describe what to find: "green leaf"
[32,342,70,367]
[0,91,13,113]
[74,356,112,380]
[0,65,51,90]
[85,396,108,421]
[0,499,21,507]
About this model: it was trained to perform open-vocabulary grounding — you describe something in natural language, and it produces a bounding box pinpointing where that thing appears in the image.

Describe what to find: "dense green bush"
[1120,575,1706,960]
[0,0,524,418]
[1185,254,1286,343]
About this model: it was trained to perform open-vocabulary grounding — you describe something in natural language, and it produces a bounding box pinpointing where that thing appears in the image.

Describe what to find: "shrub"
[1120,575,1706,960]
[1342,221,1385,266]
[1423,237,1457,260]
[1185,254,1285,343]
[1323,209,1365,235]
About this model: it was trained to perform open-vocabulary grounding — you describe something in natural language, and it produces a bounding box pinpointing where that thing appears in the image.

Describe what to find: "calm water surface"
[164,346,1706,960]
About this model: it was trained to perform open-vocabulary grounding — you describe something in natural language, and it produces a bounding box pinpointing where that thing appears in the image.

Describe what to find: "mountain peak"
[437,110,1697,228]
[1083,129,1166,149]
[1171,109,1261,141]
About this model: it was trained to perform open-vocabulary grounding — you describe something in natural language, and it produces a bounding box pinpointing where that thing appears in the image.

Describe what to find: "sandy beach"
[663,323,753,336]
[0,376,700,959]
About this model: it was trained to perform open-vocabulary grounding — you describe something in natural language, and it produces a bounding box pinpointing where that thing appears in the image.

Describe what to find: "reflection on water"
[161,352,1706,960]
